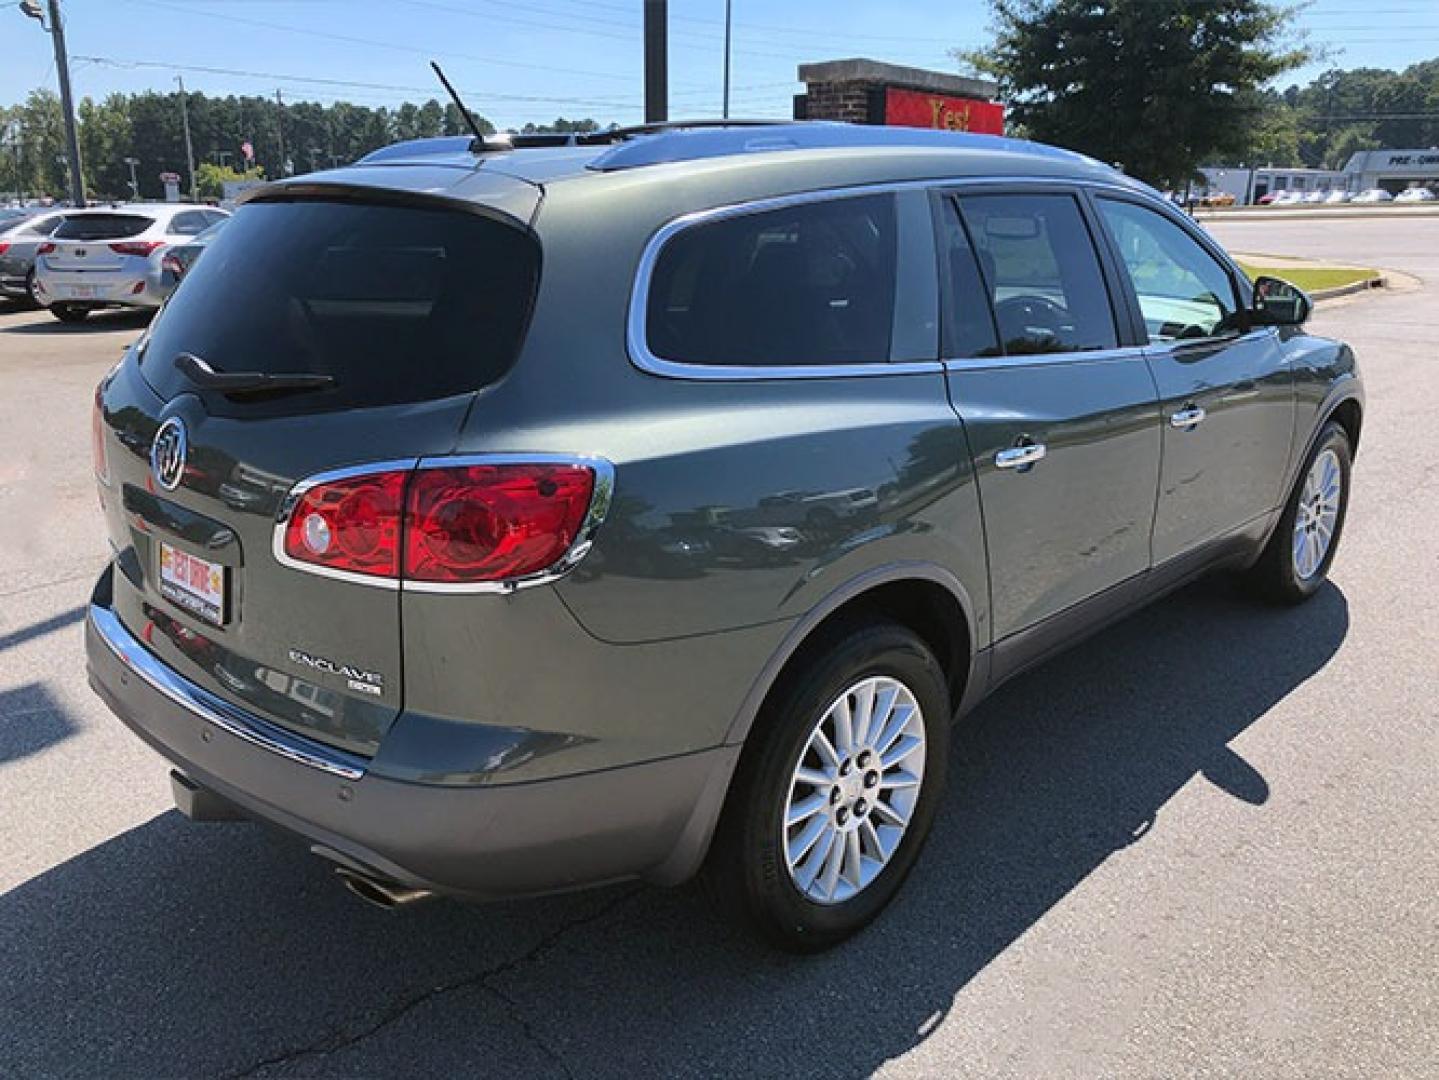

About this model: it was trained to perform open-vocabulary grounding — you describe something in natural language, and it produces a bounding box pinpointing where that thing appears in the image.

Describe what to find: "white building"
[1199,166,1346,204]
[1341,149,1439,195]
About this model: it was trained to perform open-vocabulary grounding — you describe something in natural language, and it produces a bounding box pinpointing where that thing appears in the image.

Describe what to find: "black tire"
[1245,421,1352,604]
[25,269,41,308]
[50,303,90,323]
[702,619,950,952]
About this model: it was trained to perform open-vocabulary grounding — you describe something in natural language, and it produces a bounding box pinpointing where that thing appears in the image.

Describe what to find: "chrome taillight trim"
[89,602,368,780]
[270,453,616,595]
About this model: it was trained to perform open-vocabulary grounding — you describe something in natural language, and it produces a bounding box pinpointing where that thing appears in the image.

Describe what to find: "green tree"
[195,161,265,202]
[961,0,1310,188]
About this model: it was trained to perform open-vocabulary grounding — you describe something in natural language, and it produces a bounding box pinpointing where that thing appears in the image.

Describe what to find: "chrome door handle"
[1170,405,1207,429]
[995,442,1047,469]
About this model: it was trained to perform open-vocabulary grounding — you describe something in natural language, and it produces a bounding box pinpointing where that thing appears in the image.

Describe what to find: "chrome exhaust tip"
[335,867,433,910]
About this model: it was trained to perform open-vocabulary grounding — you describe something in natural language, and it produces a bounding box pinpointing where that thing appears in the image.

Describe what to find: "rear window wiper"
[175,352,335,397]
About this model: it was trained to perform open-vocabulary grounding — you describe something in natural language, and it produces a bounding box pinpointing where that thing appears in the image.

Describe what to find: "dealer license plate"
[159,542,226,625]
[65,285,96,299]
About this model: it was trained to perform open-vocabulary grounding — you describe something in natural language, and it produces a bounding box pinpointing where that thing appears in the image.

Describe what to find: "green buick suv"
[86,122,1362,950]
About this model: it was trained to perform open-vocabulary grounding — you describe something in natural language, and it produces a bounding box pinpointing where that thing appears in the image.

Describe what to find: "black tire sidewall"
[727,621,950,951]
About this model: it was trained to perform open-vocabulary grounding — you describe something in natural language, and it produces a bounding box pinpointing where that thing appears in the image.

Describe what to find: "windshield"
[139,197,540,417]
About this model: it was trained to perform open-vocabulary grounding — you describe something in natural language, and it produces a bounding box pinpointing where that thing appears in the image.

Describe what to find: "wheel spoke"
[786,791,827,826]
[843,830,863,888]
[850,680,877,747]
[879,768,921,790]
[817,824,847,900]
[874,704,915,756]
[859,817,884,859]
[797,826,837,891]
[793,765,831,787]
[871,798,908,828]
[811,728,840,769]
[881,734,923,769]
[788,815,829,865]
[831,695,855,753]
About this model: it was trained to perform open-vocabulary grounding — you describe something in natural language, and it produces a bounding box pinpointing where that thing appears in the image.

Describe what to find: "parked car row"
[0,202,229,320]
[1252,186,1435,206]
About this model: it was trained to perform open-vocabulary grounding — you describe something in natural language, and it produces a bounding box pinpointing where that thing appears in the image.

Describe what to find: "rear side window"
[139,199,540,417]
[938,199,1001,359]
[957,193,1117,355]
[170,211,210,236]
[54,214,153,240]
[646,194,897,367]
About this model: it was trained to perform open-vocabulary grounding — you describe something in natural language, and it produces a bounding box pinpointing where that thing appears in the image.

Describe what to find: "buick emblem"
[151,417,188,491]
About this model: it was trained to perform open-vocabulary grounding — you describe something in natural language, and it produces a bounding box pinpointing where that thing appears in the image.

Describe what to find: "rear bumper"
[86,593,738,898]
[36,267,165,308]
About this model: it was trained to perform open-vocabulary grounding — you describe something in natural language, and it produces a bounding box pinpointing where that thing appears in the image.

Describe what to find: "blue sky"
[5,0,1439,129]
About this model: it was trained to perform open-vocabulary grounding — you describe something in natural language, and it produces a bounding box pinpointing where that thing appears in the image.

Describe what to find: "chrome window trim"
[627,181,946,382]
[89,602,368,780]
[943,344,1150,373]
[271,453,615,595]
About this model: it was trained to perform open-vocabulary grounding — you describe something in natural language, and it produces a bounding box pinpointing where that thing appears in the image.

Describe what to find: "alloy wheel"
[781,675,926,905]
[1293,447,1342,580]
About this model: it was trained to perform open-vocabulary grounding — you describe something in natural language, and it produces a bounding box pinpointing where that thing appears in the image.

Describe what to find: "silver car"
[0,208,69,305]
[35,204,229,322]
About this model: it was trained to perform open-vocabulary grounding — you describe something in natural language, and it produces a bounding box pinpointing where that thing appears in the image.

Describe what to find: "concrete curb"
[1312,277,1386,303]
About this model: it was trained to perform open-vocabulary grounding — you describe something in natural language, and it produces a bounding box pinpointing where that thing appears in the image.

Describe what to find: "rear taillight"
[0,242,9,255]
[405,463,596,584]
[110,241,164,257]
[278,458,608,589]
[282,470,407,580]
[38,242,55,255]
[92,386,109,485]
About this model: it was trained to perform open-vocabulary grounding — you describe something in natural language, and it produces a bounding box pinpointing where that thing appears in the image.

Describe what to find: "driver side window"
[955,192,1118,356]
[1096,197,1240,343]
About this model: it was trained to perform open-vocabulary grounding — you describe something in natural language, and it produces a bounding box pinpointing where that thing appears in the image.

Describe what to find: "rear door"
[1090,194,1294,563]
[938,186,1161,643]
[96,193,541,756]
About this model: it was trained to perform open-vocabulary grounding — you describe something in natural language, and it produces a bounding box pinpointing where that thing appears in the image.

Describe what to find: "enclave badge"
[288,648,386,696]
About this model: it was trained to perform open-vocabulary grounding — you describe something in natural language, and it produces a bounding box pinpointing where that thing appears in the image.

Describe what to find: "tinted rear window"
[54,214,153,240]
[646,194,897,367]
[139,199,540,417]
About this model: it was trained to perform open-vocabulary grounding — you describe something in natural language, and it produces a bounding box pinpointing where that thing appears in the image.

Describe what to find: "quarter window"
[645,194,897,367]
[957,193,1118,355]
[938,199,1001,359]
[1097,198,1240,343]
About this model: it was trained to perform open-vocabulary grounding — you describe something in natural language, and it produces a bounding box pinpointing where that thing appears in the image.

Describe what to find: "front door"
[1091,195,1295,564]
[939,189,1162,643]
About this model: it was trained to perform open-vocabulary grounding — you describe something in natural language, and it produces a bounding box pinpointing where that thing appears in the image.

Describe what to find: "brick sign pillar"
[795,58,1003,135]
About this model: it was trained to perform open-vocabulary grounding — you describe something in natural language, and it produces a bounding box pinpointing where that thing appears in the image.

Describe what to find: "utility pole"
[722,0,732,120]
[643,0,667,124]
[123,156,139,199]
[175,75,197,201]
[21,1,85,205]
[274,89,288,176]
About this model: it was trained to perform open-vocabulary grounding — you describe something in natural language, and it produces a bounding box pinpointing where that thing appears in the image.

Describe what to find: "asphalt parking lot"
[2,215,1436,1078]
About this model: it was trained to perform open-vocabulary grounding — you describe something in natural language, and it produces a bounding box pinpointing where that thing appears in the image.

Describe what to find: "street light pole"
[21,0,86,205]
[643,0,667,124]
[722,0,732,120]
[175,75,198,201]
[123,156,139,199]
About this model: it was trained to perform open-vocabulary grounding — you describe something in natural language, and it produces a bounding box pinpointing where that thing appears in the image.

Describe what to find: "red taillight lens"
[92,386,109,485]
[404,464,596,584]
[38,242,55,255]
[282,471,406,579]
[110,241,164,257]
[0,242,9,255]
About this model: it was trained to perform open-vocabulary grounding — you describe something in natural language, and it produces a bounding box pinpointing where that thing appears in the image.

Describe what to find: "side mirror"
[1251,275,1311,327]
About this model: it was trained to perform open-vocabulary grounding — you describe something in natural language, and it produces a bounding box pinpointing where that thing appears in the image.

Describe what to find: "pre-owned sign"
[881,88,1005,134]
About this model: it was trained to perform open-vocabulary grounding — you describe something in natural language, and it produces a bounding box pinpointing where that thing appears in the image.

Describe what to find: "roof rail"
[585,123,1084,172]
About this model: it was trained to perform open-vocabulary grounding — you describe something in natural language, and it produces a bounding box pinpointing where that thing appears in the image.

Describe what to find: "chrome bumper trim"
[89,603,368,780]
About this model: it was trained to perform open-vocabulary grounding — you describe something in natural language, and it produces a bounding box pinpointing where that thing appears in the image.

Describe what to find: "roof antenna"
[430,61,486,144]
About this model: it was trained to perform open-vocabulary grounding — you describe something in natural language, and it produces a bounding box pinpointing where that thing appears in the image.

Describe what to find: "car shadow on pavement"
[0,309,152,334]
[0,580,1348,1078]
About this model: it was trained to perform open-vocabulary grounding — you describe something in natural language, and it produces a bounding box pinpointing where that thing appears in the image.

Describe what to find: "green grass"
[1237,262,1380,293]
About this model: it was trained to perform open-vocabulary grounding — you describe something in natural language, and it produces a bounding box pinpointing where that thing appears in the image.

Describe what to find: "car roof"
[264,121,1150,217]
